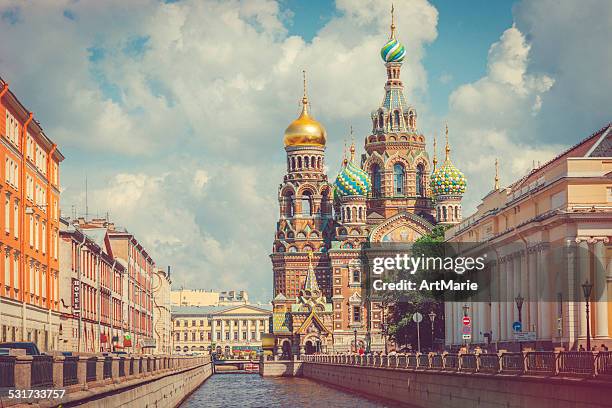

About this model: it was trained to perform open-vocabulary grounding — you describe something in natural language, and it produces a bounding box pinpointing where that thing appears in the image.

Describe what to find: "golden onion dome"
[284,71,327,147]
[284,97,327,147]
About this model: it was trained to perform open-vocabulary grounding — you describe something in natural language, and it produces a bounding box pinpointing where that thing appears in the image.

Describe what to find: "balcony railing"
[300,351,612,380]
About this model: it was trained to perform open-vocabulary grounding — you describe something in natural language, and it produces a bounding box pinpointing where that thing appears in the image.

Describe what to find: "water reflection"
[182,373,412,407]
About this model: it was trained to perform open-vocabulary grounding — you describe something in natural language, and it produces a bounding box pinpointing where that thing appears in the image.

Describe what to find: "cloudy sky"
[0,0,610,302]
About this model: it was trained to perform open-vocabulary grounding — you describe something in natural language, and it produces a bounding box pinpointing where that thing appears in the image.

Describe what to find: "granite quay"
[0,353,211,407]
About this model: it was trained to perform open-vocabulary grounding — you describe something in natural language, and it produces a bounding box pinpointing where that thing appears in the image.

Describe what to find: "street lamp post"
[428,310,436,351]
[581,280,593,351]
[515,294,524,324]
[515,294,524,351]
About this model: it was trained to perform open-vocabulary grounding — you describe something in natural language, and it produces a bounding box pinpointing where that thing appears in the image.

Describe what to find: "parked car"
[0,342,42,355]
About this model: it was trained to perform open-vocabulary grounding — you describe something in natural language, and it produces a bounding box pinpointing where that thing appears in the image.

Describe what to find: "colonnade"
[445,237,610,349]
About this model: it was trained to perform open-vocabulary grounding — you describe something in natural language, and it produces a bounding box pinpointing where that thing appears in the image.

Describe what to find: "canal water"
[181,373,412,407]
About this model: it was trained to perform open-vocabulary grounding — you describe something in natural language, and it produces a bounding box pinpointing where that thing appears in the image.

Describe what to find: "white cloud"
[1,0,439,301]
[445,26,559,212]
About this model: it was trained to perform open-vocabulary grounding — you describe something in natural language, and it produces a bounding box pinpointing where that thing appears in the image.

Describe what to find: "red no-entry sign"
[462,316,471,326]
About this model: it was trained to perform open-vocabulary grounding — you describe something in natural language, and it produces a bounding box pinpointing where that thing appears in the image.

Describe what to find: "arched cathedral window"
[416,164,425,197]
[301,191,312,215]
[393,163,405,195]
[305,156,309,168]
[378,112,384,130]
[442,206,447,221]
[454,206,459,220]
[394,111,401,130]
[371,164,381,198]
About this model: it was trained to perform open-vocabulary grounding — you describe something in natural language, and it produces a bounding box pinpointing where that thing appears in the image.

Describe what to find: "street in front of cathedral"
[0,3,610,408]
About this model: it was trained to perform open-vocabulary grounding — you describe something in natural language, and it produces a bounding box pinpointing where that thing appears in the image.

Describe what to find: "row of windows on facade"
[370,163,426,197]
[281,163,426,220]
[174,319,267,327]
[176,330,263,342]
[374,110,416,131]
[437,205,461,222]
[287,154,323,172]
[1,251,59,301]
[5,112,58,182]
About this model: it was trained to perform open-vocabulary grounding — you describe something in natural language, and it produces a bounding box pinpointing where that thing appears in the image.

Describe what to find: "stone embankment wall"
[60,361,212,408]
[301,362,611,408]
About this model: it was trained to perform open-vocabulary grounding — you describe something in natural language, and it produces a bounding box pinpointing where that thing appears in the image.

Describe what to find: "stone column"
[578,239,590,339]
[52,356,64,388]
[111,357,120,383]
[444,302,452,347]
[528,248,538,333]
[500,258,508,341]
[508,255,521,328]
[255,319,261,341]
[538,245,552,340]
[490,262,500,342]
[238,319,243,343]
[247,319,252,343]
[14,356,33,389]
[594,239,609,338]
[221,319,226,349]
[77,356,88,389]
[229,319,234,344]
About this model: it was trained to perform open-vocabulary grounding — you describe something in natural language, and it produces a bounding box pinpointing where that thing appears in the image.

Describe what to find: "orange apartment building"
[0,77,64,351]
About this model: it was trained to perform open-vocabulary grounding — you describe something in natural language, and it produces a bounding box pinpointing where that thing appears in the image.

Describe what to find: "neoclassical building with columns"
[445,124,611,350]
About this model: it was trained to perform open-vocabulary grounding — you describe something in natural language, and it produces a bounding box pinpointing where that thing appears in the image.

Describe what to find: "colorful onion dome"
[334,159,371,197]
[380,38,406,63]
[430,160,467,196]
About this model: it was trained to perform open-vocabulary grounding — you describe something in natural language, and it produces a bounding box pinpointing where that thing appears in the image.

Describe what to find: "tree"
[386,225,449,350]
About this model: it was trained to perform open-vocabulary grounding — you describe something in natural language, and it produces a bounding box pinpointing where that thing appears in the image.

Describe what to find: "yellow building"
[445,124,611,350]
[172,304,271,357]
[170,289,249,307]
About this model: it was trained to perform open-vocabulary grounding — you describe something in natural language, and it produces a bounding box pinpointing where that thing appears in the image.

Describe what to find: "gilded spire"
[302,69,308,105]
[495,158,500,190]
[349,126,355,162]
[342,138,348,166]
[433,132,438,171]
[390,4,396,39]
[445,123,450,161]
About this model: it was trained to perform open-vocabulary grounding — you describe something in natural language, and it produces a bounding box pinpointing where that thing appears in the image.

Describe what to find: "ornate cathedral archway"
[369,212,433,243]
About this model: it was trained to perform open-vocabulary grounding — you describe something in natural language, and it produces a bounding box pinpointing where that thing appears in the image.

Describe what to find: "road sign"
[514,331,536,341]
[512,321,522,332]
[462,316,471,326]
[413,312,423,323]
[462,326,472,334]
[462,334,471,340]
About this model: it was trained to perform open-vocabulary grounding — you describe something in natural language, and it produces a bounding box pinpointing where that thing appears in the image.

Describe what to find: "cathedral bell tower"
[361,6,434,222]
[271,71,333,301]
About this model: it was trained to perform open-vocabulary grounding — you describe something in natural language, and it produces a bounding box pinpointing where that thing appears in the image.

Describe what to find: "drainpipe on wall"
[45,144,57,311]
[76,233,86,352]
[18,113,33,342]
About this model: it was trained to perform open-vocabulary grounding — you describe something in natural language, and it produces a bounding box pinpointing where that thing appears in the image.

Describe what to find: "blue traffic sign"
[512,321,522,332]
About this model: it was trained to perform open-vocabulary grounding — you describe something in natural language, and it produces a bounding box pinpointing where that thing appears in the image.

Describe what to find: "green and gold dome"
[430,126,467,196]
